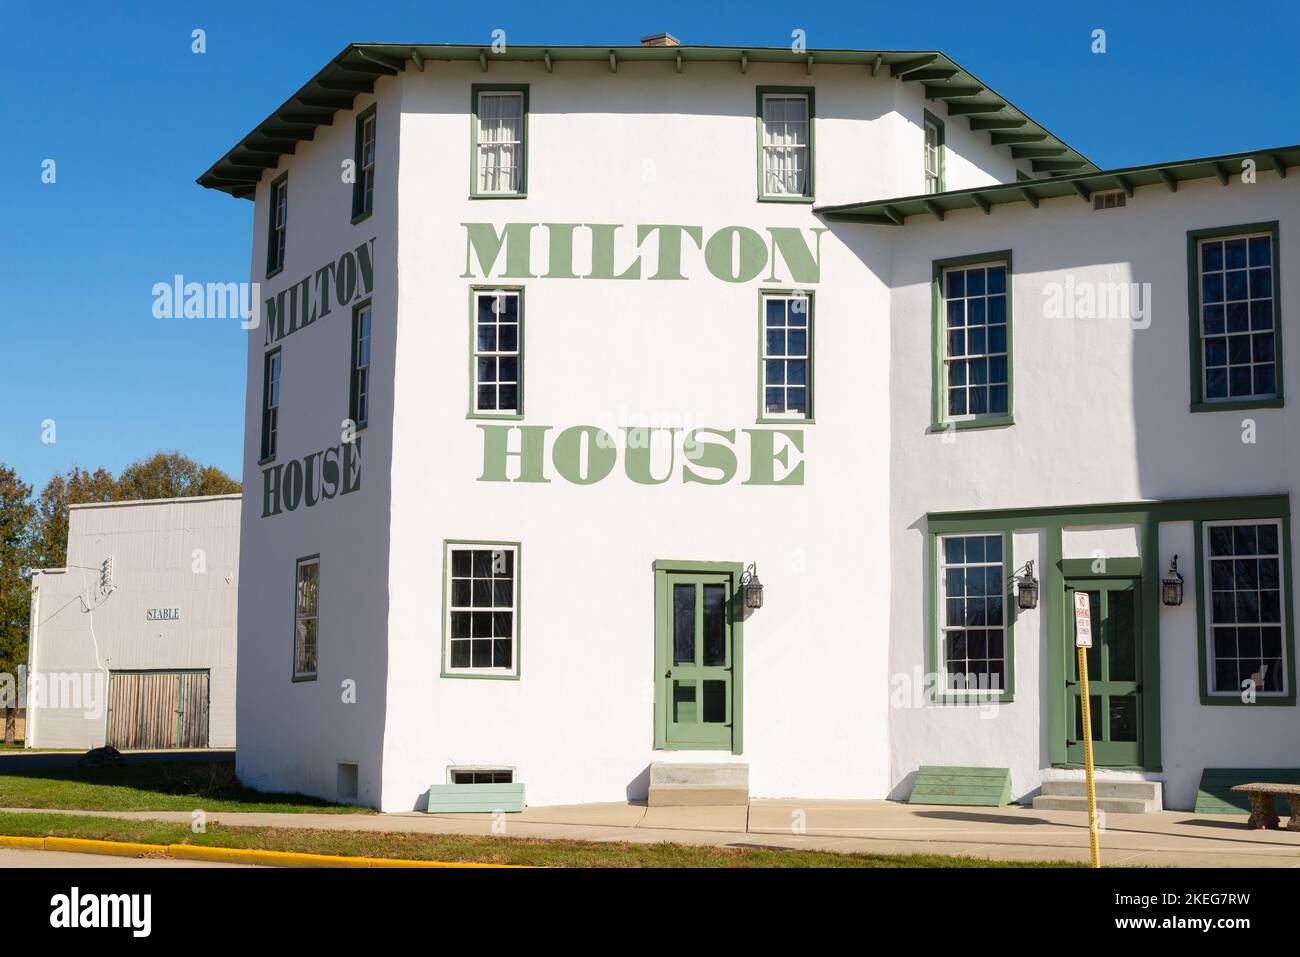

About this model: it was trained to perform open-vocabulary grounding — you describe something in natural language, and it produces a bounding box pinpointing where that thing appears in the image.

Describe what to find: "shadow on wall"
[626,764,651,803]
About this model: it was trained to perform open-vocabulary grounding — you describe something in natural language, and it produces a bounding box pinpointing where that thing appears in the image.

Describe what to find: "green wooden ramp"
[1195,768,1300,815]
[426,782,525,813]
[908,766,1013,806]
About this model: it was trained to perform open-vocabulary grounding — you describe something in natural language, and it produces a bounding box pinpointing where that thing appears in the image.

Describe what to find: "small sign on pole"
[1073,590,1101,868]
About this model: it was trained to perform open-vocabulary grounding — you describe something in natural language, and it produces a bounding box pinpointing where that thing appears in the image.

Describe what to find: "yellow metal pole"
[1077,645,1101,868]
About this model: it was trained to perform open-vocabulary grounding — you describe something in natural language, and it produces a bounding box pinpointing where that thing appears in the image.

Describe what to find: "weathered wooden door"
[107,671,210,749]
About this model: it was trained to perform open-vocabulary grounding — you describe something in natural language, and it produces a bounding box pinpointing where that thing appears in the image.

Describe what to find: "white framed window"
[293,556,319,680]
[938,533,1008,694]
[475,90,525,195]
[472,289,521,416]
[941,259,1010,420]
[1196,230,1278,403]
[449,768,515,784]
[761,292,812,419]
[1092,189,1126,210]
[759,91,811,198]
[1203,519,1288,697]
[444,542,519,677]
[923,114,944,194]
[267,174,287,276]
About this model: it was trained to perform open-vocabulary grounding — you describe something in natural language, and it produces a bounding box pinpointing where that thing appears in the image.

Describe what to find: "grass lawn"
[0,761,367,814]
[0,811,1083,867]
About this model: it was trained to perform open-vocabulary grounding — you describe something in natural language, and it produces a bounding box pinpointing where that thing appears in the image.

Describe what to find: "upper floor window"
[293,555,319,681]
[760,292,813,421]
[471,288,522,417]
[473,88,527,197]
[1201,519,1290,700]
[1189,223,1282,410]
[260,349,281,462]
[923,112,944,194]
[758,89,813,201]
[352,106,376,221]
[443,542,520,678]
[266,173,287,277]
[350,302,371,428]
[935,255,1012,428]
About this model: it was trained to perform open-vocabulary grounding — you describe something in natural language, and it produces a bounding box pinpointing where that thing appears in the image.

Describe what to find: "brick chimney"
[640,33,680,47]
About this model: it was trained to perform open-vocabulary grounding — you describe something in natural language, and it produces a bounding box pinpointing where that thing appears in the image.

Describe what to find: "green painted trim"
[259,347,281,464]
[469,84,529,199]
[427,782,525,813]
[755,86,815,202]
[292,553,320,683]
[923,109,945,193]
[1059,557,1143,578]
[440,539,522,680]
[927,528,1015,704]
[349,298,371,429]
[652,560,744,754]
[1186,220,1283,411]
[756,289,814,425]
[1194,516,1296,706]
[908,765,1011,806]
[1196,768,1300,814]
[265,170,288,279]
[930,249,1014,431]
[929,494,1291,528]
[466,285,525,420]
[350,104,376,222]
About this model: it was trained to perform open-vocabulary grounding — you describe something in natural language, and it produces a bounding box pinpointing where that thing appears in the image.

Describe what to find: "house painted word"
[263,238,376,346]
[478,425,805,486]
[462,223,827,285]
[261,440,362,517]
[145,608,180,621]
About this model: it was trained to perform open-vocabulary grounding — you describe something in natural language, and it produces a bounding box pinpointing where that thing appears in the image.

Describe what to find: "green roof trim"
[816,145,1299,225]
[197,42,1097,199]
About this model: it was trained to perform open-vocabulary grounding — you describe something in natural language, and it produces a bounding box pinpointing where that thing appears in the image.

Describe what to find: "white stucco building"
[200,37,1297,812]
[26,495,240,750]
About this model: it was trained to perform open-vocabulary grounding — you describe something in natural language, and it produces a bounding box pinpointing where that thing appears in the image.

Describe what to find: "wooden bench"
[1229,783,1300,830]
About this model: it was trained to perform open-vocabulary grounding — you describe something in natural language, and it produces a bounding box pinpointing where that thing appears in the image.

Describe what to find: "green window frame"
[266,171,287,278]
[931,250,1014,431]
[468,286,523,419]
[756,87,815,202]
[757,289,814,423]
[441,540,521,679]
[349,300,371,429]
[259,348,281,463]
[923,110,945,194]
[470,85,528,198]
[930,530,1016,704]
[351,105,376,223]
[293,555,319,682]
[1187,221,1283,413]
[1195,516,1296,705]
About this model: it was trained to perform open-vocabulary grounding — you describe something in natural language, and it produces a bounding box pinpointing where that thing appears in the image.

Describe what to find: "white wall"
[27,496,239,749]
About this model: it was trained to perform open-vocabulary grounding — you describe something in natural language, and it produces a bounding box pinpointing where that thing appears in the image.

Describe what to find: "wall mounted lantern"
[1016,560,1039,610]
[741,564,764,610]
[1161,555,1184,606]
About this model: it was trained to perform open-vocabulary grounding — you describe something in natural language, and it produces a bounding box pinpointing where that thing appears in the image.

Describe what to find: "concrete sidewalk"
[4,800,1299,866]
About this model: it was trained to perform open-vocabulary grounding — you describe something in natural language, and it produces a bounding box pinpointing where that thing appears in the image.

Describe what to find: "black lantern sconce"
[741,563,764,610]
[1161,555,1184,606]
[1015,560,1039,610]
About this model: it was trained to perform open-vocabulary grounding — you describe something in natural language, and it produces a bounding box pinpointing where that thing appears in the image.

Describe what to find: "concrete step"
[1032,794,1154,814]
[648,763,749,806]
[1041,778,1162,807]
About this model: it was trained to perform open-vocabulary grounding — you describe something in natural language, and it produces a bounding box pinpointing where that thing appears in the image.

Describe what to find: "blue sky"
[2,0,1297,492]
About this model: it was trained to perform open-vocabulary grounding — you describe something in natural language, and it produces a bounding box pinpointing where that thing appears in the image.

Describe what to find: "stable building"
[26,496,240,750]
[200,37,1297,812]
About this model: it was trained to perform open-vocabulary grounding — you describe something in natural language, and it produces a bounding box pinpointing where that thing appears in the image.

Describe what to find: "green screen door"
[1065,580,1142,766]
[657,571,735,749]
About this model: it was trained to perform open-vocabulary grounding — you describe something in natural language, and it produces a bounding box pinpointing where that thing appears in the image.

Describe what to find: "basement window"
[450,768,514,785]
[1093,190,1127,210]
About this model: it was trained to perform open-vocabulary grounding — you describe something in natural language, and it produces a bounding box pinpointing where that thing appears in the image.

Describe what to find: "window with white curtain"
[760,92,811,198]
[476,91,525,195]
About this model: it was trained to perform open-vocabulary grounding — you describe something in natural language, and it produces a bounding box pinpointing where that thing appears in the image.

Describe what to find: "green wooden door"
[1065,579,1143,767]
[657,570,736,750]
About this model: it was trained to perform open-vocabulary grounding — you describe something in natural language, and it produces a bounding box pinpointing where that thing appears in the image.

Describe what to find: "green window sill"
[932,691,1014,705]
[467,412,525,421]
[440,671,521,681]
[755,416,814,426]
[928,415,1015,433]
[351,210,373,226]
[1199,693,1296,707]
[469,192,528,200]
[265,265,284,281]
[758,194,815,204]
[258,455,277,466]
[291,674,317,683]
[1190,397,1284,413]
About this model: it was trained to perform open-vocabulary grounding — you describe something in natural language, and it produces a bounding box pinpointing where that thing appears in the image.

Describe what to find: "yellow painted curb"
[0,834,521,868]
